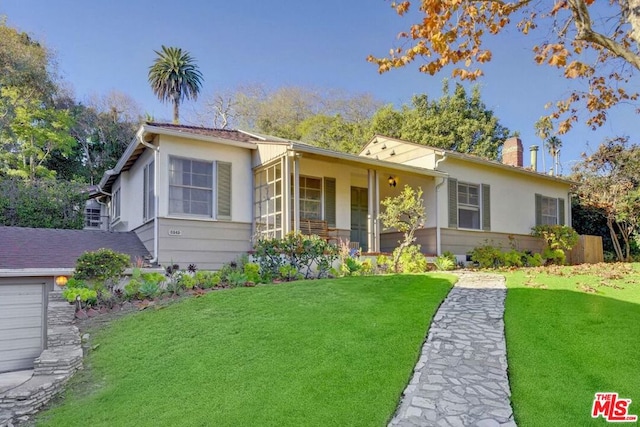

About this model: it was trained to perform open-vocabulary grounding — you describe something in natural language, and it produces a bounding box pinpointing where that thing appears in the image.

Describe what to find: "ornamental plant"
[74,248,130,290]
[531,225,579,265]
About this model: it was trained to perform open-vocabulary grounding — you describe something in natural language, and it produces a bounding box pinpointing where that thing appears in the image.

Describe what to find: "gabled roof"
[147,123,259,143]
[0,227,150,269]
[96,122,262,194]
[360,135,574,185]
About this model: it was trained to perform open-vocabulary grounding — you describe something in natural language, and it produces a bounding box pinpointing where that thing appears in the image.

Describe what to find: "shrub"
[375,255,391,273]
[179,274,196,290]
[243,262,262,284]
[62,287,97,308]
[253,232,338,280]
[469,243,505,268]
[124,278,142,300]
[227,270,248,287]
[74,248,130,289]
[503,250,525,267]
[531,225,579,265]
[434,256,455,271]
[526,253,545,267]
[395,244,427,273]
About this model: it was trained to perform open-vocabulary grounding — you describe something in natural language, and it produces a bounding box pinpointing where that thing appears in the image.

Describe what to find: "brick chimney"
[502,137,523,167]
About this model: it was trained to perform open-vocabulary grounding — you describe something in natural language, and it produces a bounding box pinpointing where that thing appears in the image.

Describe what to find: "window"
[169,157,213,217]
[85,206,101,228]
[254,163,283,239]
[111,188,121,221]
[143,161,155,221]
[168,157,232,219]
[458,183,480,229]
[448,178,490,231]
[535,194,565,226]
[294,176,322,220]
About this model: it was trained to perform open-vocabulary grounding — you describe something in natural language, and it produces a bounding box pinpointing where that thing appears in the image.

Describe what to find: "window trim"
[535,194,565,226]
[167,156,233,221]
[292,175,323,221]
[143,161,155,222]
[111,188,121,223]
[457,181,481,230]
[448,178,490,231]
[168,156,214,218]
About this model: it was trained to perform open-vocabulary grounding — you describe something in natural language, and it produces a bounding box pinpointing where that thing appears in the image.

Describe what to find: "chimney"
[530,145,539,172]
[503,137,523,167]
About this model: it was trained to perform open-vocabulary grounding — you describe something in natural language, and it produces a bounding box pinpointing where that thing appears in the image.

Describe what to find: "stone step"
[47,326,81,348]
[0,374,69,424]
[33,347,82,377]
[47,301,75,326]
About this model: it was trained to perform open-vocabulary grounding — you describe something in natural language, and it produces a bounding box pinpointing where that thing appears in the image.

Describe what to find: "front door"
[350,187,368,252]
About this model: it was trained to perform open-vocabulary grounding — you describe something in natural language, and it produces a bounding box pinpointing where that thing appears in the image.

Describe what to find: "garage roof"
[0,227,150,269]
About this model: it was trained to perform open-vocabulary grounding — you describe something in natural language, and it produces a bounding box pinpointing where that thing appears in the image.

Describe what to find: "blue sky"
[2,0,638,172]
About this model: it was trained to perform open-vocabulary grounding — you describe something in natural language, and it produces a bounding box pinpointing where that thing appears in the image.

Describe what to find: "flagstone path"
[389,272,517,427]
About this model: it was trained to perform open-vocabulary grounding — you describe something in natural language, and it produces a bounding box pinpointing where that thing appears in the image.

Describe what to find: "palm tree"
[148,46,203,124]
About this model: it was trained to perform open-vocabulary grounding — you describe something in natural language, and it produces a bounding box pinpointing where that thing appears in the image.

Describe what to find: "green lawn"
[504,264,640,426]
[37,274,453,427]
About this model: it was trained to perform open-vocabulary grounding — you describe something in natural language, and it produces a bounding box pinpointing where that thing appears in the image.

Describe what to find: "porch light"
[388,176,397,187]
[55,276,68,287]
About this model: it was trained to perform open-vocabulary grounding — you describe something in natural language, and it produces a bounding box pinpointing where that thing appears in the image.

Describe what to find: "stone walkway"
[389,272,517,427]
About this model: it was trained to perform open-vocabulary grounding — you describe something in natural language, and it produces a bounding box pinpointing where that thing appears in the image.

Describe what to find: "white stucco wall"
[437,157,571,234]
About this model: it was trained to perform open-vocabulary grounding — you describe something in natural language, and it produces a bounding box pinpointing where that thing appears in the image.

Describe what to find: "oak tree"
[368,0,640,134]
[572,137,640,261]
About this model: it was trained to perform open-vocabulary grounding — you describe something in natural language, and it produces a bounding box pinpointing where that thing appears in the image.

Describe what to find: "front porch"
[252,146,444,253]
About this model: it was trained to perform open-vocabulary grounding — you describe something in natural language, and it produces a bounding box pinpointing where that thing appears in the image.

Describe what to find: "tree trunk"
[173,96,180,124]
[607,217,625,261]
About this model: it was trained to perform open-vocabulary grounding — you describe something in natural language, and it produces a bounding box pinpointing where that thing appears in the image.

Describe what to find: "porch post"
[282,156,290,234]
[293,153,300,232]
[374,170,380,252]
[367,169,374,252]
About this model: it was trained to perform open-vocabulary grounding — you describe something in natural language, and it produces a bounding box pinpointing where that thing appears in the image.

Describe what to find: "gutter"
[434,154,448,256]
[137,128,160,265]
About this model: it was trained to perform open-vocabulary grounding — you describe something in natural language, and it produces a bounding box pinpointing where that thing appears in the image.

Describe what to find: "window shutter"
[217,162,232,219]
[324,178,336,228]
[448,178,458,228]
[558,198,565,225]
[535,193,542,226]
[482,184,491,231]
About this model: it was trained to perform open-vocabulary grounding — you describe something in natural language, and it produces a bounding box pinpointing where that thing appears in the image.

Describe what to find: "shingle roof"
[0,227,151,269]
[146,122,259,143]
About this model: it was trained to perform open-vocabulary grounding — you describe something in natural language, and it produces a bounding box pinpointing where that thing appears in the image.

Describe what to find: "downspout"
[94,183,113,230]
[138,129,159,265]
[434,153,448,256]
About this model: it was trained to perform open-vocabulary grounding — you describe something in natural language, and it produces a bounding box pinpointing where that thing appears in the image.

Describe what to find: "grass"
[37,274,453,427]
[504,263,640,426]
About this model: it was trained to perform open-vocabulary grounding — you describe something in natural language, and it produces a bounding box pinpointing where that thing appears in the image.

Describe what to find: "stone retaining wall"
[0,291,82,427]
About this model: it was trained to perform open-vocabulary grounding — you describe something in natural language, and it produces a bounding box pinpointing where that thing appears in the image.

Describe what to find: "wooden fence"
[567,235,604,265]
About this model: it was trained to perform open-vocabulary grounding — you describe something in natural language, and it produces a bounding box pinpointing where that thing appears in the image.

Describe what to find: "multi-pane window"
[169,157,213,217]
[111,188,121,221]
[254,163,283,239]
[143,161,155,221]
[458,182,480,229]
[541,196,558,225]
[85,207,101,228]
[535,194,565,226]
[294,176,322,220]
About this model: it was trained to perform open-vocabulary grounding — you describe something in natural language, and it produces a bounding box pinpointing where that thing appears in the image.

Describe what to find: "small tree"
[572,138,640,261]
[379,185,426,272]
